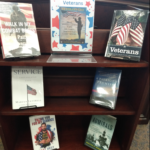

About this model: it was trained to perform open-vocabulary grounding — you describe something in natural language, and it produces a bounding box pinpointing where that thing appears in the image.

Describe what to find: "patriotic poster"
[29,115,59,150]
[105,10,149,61]
[11,66,44,110]
[0,2,40,59]
[51,0,95,52]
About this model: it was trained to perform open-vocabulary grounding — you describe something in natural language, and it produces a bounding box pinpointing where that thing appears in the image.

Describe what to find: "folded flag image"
[27,85,37,95]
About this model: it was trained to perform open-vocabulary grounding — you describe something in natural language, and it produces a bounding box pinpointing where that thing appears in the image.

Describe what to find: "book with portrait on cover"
[85,115,117,150]
[105,10,149,61]
[11,66,44,110]
[29,115,59,150]
[51,0,95,52]
[0,2,41,59]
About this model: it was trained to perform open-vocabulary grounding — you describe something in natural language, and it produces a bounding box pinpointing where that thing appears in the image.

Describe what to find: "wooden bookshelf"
[0,0,149,150]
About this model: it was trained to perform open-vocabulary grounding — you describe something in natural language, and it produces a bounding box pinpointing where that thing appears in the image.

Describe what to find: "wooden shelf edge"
[0,55,148,68]
[0,97,136,116]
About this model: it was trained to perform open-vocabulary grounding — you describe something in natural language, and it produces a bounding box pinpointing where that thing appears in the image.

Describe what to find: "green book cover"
[84,115,117,150]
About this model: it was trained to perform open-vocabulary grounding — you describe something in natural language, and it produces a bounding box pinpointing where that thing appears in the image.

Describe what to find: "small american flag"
[27,85,37,95]
[129,18,144,47]
[61,10,81,18]
[116,16,134,45]
[110,14,126,39]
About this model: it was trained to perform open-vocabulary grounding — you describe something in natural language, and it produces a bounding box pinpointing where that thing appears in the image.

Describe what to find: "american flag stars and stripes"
[116,16,134,45]
[110,14,126,39]
[27,85,37,95]
[0,4,36,30]
[110,13,144,47]
[129,18,144,47]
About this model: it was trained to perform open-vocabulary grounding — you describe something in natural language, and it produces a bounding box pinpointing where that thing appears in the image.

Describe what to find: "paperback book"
[11,66,44,110]
[105,10,149,61]
[29,115,59,150]
[0,2,41,59]
[51,0,95,52]
[89,68,122,110]
[85,115,117,150]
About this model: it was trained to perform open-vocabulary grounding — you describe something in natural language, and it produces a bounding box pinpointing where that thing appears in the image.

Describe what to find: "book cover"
[105,10,149,61]
[11,66,44,110]
[29,115,59,150]
[51,0,95,52]
[85,115,117,150]
[0,2,41,59]
[89,68,122,110]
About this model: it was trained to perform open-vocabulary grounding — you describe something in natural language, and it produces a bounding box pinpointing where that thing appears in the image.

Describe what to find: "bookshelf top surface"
[0,55,148,68]
[1,97,135,116]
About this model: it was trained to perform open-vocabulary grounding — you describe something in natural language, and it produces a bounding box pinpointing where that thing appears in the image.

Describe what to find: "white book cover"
[29,115,59,150]
[0,2,41,59]
[11,66,44,110]
[51,0,95,52]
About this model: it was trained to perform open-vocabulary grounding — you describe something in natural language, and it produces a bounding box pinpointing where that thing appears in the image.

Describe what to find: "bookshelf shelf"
[14,116,121,150]
[0,0,149,150]
[1,97,135,116]
[0,55,148,68]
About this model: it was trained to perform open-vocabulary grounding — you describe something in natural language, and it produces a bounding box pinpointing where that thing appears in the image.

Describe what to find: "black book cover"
[105,10,149,61]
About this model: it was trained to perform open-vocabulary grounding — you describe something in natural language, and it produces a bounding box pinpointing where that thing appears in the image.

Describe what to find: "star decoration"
[88,17,93,28]
[80,43,88,49]
[90,31,93,38]
[86,10,91,16]
[63,44,67,47]
[52,31,55,37]
[71,45,79,51]
[86,1,91,7]
[52,15,59,29]
[52,40,58,48]
[56,8,59,13]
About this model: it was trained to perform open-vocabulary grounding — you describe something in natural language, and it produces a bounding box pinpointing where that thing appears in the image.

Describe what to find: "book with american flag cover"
[0,2,41,59]
[89,68,122,110]
[51,0,95,52]
[11,66,44,110]
[29,115,59,150]
[105,10,149,61]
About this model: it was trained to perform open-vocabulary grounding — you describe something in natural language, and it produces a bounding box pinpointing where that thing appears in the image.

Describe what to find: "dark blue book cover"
[89,68,122,109]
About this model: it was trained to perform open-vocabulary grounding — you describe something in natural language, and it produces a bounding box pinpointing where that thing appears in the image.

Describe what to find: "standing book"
[29,115,59,150]
[85,115,117,150]
[105,10,149,61]
[11,66,44,109]
[0,2,41,59]
[89,68,122,110]
[51,0,95,52]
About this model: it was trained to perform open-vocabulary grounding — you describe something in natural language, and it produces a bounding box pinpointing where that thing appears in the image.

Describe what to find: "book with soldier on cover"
[85,115,117,150]
[0,2,40,59]
[11,66,44,110]
[29,115,59,150]
[89,68,122,110]
[51,0,95,52]
[105,10,149,61]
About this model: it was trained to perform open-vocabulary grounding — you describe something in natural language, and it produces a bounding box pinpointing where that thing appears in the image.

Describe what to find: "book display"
[11,66,44,110]
[85,115,117,150]
[89,68,122,110]
[105,10,149,61]
[0,0,149,150]
[29,115,59,150]
[0,2,41,59]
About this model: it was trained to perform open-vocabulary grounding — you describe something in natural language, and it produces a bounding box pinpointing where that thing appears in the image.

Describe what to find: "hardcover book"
[89,68,122,110]
[51,0,95,52]
[11,66,44,110]
[0,2,41,59]
[85,115,117,150]
[105,10,149,61]
[29,115,59,150]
